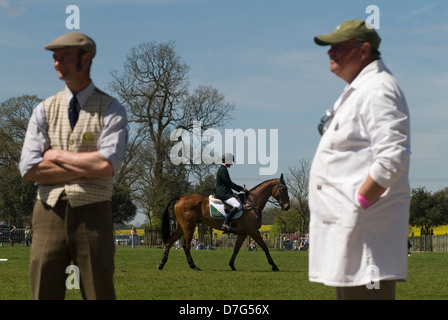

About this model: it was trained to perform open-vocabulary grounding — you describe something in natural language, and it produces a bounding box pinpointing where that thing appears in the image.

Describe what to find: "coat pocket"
[309,181,359,227]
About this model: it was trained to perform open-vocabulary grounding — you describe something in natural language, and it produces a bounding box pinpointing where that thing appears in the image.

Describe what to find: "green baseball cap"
[44,32,96,57]
[314,19,381,49]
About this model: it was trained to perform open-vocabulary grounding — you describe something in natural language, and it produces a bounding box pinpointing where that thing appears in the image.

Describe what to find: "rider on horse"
[214,153,248,232]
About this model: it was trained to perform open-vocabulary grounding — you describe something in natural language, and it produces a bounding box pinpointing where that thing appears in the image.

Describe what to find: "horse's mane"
[249,178,278,191]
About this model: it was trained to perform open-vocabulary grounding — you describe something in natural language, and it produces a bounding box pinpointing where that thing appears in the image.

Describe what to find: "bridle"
[246,178,289,217]
[273,179,288,210]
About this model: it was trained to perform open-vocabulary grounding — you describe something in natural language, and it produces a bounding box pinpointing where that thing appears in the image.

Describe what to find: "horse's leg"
[228,234,247,271]
[250,230,279,271]
[157,226,183,270]
[182,227,201,271]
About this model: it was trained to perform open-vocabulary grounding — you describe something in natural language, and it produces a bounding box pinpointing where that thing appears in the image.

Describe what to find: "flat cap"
[314,19,381,50]
[44,32,96,57]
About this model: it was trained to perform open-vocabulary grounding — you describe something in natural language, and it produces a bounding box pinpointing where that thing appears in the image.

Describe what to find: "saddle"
[208,193,252,220]
[211,192,250,213]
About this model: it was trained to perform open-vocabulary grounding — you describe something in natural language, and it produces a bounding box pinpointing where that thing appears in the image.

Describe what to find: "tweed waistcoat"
[38,88,114,208]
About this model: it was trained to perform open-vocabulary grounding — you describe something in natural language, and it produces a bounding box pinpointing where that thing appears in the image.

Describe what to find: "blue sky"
[1,0,447,223]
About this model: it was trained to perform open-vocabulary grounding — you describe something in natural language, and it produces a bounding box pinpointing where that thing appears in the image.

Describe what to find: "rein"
[245,178,287,217]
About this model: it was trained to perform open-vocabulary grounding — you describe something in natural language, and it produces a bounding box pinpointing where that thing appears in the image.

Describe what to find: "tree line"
[1,41,447,236]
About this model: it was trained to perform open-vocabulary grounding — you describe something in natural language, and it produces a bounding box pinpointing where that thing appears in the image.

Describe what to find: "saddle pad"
[208,195,243,219]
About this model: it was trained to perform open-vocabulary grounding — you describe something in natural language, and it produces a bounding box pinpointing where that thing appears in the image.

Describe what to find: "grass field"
[1,246,447,300]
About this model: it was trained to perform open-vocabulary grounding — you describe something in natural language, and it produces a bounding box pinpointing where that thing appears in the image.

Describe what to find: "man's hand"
[24,149,113,184]
[43,149,113,178]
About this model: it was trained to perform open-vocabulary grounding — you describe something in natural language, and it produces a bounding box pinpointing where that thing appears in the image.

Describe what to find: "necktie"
[69,96,79,129]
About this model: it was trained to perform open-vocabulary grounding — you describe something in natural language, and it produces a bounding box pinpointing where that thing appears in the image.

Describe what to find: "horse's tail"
[161,198,179,244]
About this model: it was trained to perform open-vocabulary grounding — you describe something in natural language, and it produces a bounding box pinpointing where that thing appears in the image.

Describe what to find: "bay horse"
[157,174,290,271]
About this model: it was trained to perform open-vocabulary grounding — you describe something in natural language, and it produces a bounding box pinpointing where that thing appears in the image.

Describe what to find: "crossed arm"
[23,149,113,184]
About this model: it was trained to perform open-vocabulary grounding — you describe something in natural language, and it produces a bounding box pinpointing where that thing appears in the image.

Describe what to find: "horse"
[157,174,290,272]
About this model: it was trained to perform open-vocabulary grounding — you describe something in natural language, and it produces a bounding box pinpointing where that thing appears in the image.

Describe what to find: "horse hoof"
[194,267,201,271]
[157,264,164,270]
[272,266,279,272]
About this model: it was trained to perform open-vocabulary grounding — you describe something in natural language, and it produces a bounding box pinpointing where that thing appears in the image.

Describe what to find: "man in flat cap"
[20,32,128,300]
[307,20,411,299]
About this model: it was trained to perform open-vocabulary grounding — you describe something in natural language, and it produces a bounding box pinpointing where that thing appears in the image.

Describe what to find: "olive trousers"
[29,197,116,300]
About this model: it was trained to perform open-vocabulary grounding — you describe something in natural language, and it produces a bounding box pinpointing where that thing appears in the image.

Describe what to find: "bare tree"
[108,41,235,219]
[0,95,41,225]
[286,159,311,235]
[0,95,40,167]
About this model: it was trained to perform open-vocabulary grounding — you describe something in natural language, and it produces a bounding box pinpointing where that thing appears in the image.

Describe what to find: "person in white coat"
[308,20,411,300]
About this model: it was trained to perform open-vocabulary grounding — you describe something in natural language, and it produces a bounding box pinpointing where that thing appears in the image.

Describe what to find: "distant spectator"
[131,227,138,248]
[9,221,16,246]
[25,225,32,246]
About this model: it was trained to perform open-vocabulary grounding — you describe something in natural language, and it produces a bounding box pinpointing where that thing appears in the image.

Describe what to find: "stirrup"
[222,223,231,230]
[222,223,237,234]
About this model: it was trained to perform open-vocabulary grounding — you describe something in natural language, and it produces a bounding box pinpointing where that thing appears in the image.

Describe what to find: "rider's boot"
[222,206,239,232]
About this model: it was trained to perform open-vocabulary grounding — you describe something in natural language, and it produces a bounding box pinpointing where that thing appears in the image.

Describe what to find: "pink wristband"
[357,193,371,209]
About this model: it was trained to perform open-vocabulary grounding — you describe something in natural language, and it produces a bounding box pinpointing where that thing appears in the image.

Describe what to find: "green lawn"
[0,245,447,300]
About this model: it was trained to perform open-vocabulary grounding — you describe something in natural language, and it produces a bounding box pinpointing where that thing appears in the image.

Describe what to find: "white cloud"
[0,0,26,17]
[398,3,438,20]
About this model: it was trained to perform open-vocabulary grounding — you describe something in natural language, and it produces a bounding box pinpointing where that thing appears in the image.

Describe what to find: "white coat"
[308,59,411,287]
